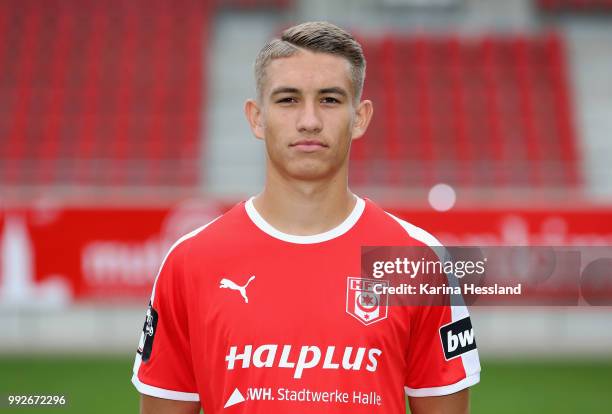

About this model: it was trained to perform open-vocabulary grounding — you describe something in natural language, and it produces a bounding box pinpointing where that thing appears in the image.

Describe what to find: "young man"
[132,21,480,414]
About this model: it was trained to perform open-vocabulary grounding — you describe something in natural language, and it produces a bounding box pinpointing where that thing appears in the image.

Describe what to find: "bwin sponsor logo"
[439,316,477,360]
[225,344,382,379]
[447,328,475,353]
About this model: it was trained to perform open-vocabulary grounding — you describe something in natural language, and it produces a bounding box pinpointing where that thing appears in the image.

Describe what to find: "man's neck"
[252,170,357,236]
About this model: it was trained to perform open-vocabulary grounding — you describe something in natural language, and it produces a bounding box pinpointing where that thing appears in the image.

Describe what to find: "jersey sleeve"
[404,302,481,397]
[131,239,200,401]
[384,213,482,397]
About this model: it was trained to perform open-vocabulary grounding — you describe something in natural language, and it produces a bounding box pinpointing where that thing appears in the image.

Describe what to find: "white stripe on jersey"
[404,373,481,397]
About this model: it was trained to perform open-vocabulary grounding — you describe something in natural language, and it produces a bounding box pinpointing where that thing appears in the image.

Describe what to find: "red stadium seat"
[0,0,211,190]
[351,33,581,191]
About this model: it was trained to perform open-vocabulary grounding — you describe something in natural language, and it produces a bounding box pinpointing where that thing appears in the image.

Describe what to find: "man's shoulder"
[362,198,443,248]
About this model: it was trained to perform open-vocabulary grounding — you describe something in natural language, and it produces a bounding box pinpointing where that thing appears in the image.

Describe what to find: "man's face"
[247,49,370,181]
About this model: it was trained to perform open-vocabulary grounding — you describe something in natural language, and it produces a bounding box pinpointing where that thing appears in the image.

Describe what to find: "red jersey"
[132,197,480,413]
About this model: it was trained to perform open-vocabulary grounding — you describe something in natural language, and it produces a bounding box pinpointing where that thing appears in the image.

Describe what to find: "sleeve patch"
[141,302,159,362]
[439,316,477,360]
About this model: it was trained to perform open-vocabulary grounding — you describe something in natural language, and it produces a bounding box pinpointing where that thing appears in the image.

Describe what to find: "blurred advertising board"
[0,203,611,306]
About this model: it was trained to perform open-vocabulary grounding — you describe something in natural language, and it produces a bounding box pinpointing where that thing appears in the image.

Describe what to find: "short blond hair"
[254,21,366,102]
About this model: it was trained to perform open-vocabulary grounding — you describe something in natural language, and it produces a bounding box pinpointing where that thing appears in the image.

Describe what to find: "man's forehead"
[263,50,353,96]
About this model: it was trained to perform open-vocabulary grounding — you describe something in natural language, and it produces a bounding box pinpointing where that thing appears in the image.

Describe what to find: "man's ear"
[351,99,374,141]
[245,99,265,140]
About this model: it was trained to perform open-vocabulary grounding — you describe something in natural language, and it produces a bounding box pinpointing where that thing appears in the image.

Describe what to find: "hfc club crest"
[346,277,389,326]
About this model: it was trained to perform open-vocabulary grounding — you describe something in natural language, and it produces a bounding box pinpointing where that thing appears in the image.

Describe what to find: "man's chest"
[188,250,413,379]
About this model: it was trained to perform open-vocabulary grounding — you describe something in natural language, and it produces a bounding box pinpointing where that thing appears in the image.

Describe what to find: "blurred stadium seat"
[352,33,580,191]
[0,0,210,190]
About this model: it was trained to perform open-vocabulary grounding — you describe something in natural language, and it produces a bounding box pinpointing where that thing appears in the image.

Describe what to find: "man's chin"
[271,157,345,182]
[285,164,335,182]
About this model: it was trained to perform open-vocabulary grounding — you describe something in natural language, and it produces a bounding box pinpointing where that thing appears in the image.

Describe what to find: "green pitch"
[0,356,611,413]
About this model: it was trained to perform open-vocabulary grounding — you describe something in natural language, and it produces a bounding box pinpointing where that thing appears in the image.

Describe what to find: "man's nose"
[296,101,323,134]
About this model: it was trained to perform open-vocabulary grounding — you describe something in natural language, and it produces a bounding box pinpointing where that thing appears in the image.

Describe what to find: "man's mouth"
[289,139,329,152]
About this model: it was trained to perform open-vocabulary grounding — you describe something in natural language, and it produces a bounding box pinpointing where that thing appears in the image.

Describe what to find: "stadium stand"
[351,33,581,190]
[0,0,583,196]
[0,0,211,189]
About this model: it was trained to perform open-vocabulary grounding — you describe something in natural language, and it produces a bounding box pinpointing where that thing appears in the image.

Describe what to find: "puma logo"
[219,275,256,303]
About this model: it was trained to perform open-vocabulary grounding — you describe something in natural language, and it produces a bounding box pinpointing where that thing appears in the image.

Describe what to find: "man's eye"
[321,97,340,104]
[276,97,297,104]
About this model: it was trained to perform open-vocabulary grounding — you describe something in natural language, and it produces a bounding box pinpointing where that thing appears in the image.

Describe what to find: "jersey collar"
[244,196,365,244]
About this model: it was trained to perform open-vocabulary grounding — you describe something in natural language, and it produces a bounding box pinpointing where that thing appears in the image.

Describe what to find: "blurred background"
[0,0,611,412]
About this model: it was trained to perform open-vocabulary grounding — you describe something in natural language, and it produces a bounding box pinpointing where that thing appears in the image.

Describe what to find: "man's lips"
[289,139,329,152]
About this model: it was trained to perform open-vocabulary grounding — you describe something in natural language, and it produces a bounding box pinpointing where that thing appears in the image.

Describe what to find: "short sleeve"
[404,304,481,397]
[131,241,199,401]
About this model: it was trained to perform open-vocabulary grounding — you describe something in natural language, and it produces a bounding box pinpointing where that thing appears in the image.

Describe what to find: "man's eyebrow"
[270,87,300,97]
[319,87,348,97]
[269,86,349,97]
